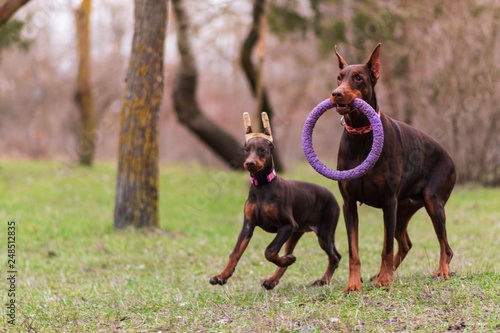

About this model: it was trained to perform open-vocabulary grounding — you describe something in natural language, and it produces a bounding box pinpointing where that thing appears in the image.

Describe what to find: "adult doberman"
[210,113,341,289]
[332,43,456,293]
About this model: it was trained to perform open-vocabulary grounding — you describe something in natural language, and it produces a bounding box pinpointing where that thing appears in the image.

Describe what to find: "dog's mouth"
[335,103,355,115]
[330,95,355,115]
[244,163,263,174]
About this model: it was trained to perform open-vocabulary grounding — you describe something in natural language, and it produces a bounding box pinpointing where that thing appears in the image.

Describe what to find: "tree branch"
[240,0,283,171]
[0,0,31,26]
[171,0,245,170]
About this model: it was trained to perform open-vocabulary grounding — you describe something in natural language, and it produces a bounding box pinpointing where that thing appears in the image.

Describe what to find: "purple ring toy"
[302,98,384,181]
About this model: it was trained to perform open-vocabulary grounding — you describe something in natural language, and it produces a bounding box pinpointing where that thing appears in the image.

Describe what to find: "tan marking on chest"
[339,180,350,192]
[264,204,279,220]
[372,173,385,188]
[244,202,256,219]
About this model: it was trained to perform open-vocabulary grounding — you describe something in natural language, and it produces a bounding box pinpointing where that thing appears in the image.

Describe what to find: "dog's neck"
[249,168,277,186]
[249,160,276,186]
[344,94,379,129]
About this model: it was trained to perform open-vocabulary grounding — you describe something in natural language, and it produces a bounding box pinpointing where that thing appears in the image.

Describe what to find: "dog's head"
[331,43,381,115]
[243,137,274,174]
[242,112,274,174]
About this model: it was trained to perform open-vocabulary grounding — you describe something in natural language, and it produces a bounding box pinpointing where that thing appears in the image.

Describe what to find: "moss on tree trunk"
[114,0,166,229]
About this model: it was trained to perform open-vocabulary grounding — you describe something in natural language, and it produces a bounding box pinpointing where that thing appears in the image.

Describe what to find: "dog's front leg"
[375,198,397,288]
[262,232,303,290]
[343,199,362,293]
[264,222,297,268]
[209,219,255,286]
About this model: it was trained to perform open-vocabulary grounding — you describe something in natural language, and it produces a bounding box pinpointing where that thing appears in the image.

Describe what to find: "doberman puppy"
[210,113,341,289]
[331,43,456,293]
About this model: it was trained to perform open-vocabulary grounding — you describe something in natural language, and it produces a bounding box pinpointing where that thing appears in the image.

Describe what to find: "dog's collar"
[249,169,277,186]
[342,111,381,135]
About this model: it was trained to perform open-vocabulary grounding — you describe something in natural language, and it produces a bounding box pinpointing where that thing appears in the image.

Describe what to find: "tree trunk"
[171,0,245,170]
[475,7,500,184]
[113,0,166,229]
[240,0,283,171]
[0,0,31,26]
[74,0,96,166]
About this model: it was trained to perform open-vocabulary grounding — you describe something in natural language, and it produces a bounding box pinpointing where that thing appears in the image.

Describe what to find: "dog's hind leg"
[423,192,453,279]
[262,232,304,290]
[423,158,455,279]
[312,236,341,287]
[393,203,423,270]
[312,206,341,286]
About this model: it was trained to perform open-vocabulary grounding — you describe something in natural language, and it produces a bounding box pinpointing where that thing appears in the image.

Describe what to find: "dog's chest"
[255,203,280,232]
[245,200,280,232]
[340,177,388,208]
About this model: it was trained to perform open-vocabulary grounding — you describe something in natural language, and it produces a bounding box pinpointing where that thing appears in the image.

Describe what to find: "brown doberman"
[332,43,456,293]
[210,113,341,289]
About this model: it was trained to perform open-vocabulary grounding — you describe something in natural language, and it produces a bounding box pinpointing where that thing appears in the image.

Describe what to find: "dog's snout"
[244,160,256,168]
[332,89,344,100]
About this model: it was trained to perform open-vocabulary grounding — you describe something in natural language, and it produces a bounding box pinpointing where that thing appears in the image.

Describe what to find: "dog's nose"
[244,160,255,168]
[331,89,344,100]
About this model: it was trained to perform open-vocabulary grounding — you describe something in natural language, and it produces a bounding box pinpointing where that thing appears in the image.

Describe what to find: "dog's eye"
[337,75,342,82]
[259,147,266,154]
[244,147,249,154]
[354,74,362,82]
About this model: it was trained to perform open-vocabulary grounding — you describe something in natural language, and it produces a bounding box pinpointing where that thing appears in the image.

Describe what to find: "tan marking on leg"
[344,228,362,293]
[434,240,451,279]
[375,227,394,288]
[218,237,250,278]
[423,194,453,279]
[211,236,252,285]
[393,230,411,271]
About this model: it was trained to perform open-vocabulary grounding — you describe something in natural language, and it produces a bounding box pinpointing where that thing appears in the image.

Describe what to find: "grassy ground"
[0,161,499,332]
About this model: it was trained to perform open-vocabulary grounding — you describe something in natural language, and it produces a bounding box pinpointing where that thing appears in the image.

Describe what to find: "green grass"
[0,161,499,332]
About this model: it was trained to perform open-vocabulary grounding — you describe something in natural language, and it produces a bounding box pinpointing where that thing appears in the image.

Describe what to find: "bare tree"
[114,0,167,229]
[240,0,282,171]
[171,0,245,170]
[74,0,96,166]
[0,0,31,26]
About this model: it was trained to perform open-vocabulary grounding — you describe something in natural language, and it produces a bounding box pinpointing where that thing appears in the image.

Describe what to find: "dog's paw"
[261,279,278,290]
[343,279,363,294]
[374,273,393,289]
[343,284,362,294]
[433,268,451,280]
[310,279,328,287]
[209,275,228,286]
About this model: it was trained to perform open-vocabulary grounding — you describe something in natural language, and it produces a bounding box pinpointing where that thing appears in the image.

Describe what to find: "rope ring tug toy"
[302,98,384,181]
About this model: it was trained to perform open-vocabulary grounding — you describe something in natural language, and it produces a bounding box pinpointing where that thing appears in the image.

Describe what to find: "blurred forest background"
[1,0,499,185]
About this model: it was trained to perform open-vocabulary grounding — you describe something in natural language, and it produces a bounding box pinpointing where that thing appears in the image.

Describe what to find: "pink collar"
[343,111,381,135]
[249,169,277,186]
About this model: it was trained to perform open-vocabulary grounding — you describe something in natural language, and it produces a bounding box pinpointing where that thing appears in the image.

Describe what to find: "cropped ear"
[335,45,348,70]
[366,43,381,80]
[261,112,273,139]
[243,112,252,134]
